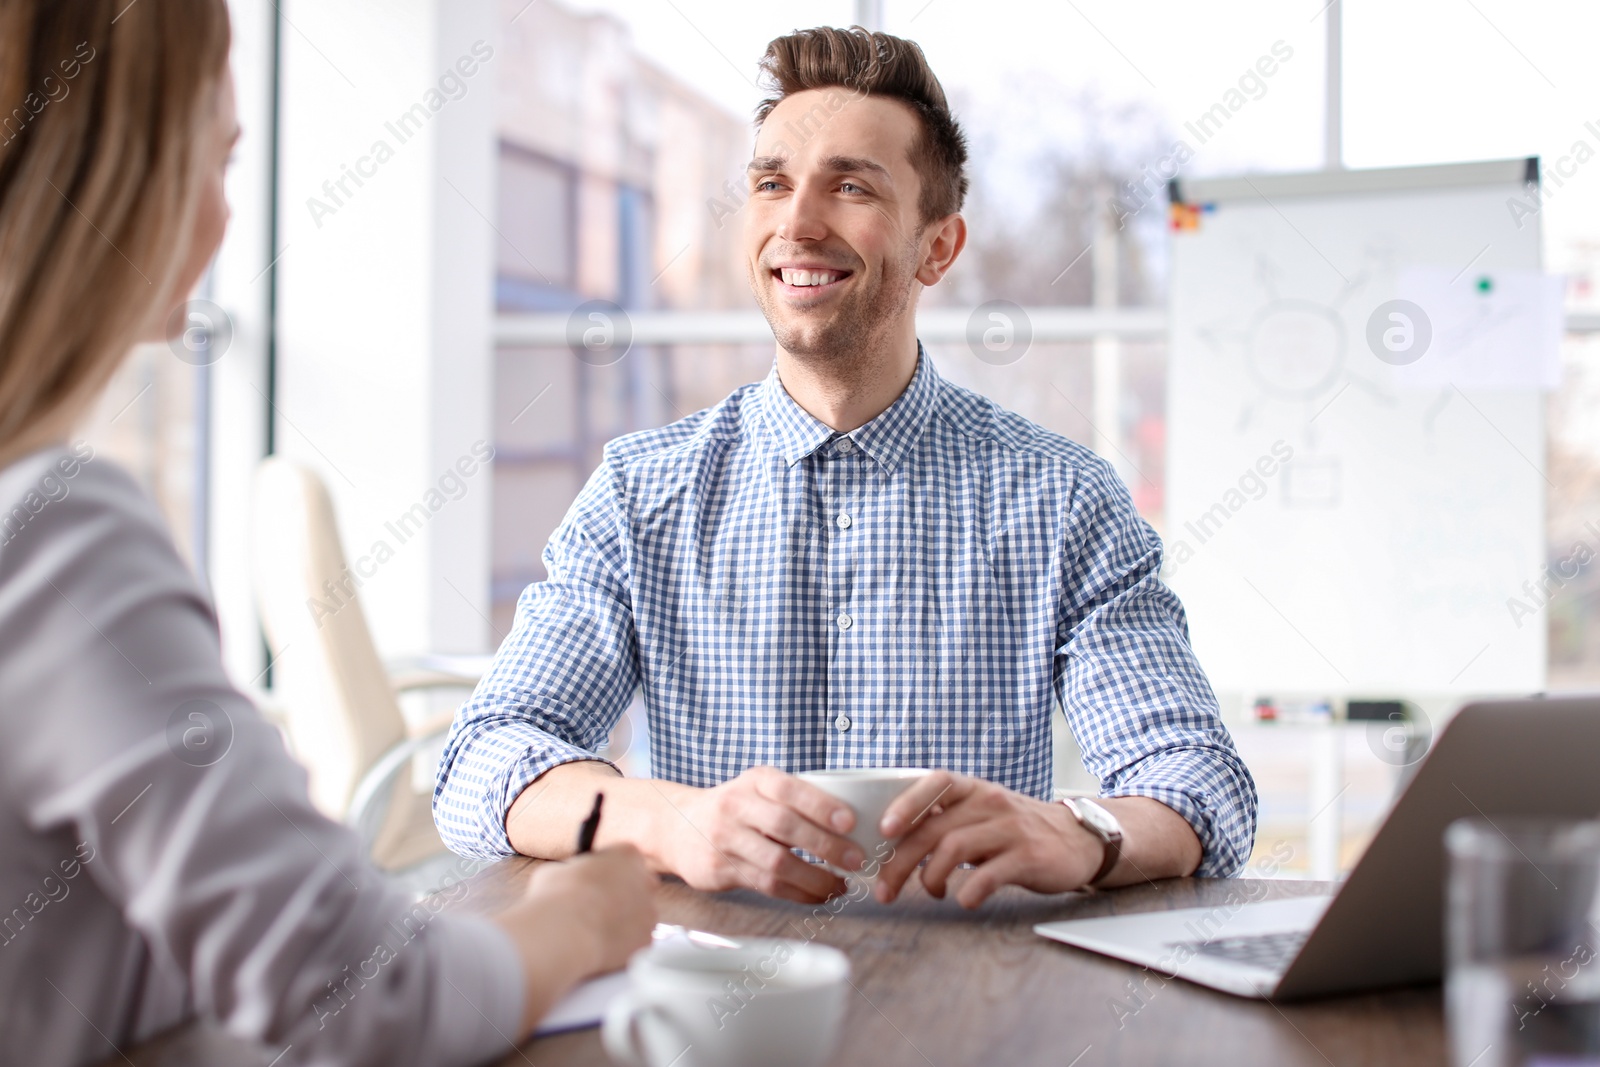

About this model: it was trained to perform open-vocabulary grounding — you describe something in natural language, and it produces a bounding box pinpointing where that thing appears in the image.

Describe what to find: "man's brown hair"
[755,26,968,226]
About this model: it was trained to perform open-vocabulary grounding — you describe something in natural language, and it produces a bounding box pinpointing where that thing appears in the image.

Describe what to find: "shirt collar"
[757,365,836,467]
[757,343,940,473]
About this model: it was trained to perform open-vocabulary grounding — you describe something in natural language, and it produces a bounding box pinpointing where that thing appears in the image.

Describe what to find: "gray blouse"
[0,447,523,1066]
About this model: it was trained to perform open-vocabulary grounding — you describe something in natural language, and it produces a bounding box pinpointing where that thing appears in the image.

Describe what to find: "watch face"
[1073,799,1121,840]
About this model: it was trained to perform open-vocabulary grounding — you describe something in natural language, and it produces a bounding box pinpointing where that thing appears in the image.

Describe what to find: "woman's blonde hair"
[0,0,231,464]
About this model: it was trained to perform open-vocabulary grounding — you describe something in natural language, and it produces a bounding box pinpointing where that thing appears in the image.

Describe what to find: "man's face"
[743,88,933,364]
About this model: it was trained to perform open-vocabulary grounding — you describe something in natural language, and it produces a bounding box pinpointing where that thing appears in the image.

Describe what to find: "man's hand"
[871,773,1099,909]
[872,774,1204,910]
[654,767,865,904]
[508,763,865,904]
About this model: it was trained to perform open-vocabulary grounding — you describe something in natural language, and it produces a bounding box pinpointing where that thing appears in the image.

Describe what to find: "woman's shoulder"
[2,436,166,522]
[0,441,151,541]
[0,441,198,610]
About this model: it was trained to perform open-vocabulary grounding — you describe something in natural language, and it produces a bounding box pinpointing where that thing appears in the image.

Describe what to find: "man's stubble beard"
[753,239,922,379]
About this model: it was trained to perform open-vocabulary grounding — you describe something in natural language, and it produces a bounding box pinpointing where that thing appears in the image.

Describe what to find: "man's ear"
[915,213,967,286]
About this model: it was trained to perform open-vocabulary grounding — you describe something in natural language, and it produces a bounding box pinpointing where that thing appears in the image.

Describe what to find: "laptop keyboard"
[1174,930,1309,971]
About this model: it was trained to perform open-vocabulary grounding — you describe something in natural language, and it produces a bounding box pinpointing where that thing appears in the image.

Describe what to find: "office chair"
[251,457,488,895]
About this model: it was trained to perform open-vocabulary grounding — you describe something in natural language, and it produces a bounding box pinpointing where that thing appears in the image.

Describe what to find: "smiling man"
[435,26,1257,908]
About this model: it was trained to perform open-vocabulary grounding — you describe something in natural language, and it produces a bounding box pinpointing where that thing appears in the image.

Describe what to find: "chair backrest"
[251,458,407,819]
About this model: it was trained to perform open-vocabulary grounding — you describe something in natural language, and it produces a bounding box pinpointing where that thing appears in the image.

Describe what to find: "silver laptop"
[1034,696,1600,1000]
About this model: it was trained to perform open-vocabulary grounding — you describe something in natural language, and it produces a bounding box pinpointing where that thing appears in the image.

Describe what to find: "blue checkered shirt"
[434,350,1257,876]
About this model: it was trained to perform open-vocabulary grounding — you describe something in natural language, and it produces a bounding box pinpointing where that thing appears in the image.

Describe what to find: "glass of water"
[1447,818,1600,1067]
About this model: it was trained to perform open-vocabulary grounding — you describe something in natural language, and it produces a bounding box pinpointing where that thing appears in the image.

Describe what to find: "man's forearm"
[504,760,686,871]
[1094,796,1204,887]
[506,763,863,906]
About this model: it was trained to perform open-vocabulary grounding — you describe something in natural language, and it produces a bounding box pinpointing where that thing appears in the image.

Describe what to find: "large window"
[496,146,579,307]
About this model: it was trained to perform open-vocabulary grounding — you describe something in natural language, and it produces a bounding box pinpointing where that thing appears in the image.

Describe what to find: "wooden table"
[473,860,1444,1067]
[116,861,1445,1067]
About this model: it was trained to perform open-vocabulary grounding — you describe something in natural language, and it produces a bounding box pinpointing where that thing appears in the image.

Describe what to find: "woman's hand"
[491,845,658,1035]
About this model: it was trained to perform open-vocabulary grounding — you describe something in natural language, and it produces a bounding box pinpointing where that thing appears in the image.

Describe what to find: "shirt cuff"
[1105,760,1253,878]
[427,913,526,1064]
[491,723,618,856]
[437,716,619,858]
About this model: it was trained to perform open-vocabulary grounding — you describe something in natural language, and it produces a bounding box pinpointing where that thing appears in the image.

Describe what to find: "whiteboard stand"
[1307,721,1344,881]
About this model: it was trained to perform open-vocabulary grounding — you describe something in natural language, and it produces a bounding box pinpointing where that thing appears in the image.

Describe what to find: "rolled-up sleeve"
[1054,459,1258,878]
[433,456,641,858]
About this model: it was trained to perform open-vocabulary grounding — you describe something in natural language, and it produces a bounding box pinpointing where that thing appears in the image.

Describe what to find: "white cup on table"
[602,938,849,1067]
[797,767,934,879]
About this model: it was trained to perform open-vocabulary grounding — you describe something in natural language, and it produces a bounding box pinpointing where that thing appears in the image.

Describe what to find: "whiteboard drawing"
[1164,160,1548,700]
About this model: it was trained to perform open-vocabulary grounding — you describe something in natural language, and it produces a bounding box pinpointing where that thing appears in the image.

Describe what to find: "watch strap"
[1060,797,1123,887]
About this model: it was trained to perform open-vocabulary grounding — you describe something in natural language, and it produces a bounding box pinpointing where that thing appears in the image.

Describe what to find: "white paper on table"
[531,923,743,1037]
[1390,266,1563,390]
[534,969,632,1036]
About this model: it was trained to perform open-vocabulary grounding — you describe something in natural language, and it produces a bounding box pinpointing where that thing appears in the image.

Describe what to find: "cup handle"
[602,991,695,1067]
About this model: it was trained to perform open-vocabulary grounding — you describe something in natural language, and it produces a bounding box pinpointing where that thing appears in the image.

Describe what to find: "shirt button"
[836,613,853,630]
[835,438,855,455]
[835,512,852,529]
[834,715,852,732]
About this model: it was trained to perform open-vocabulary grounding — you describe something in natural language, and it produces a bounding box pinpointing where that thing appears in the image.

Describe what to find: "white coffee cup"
[602,939,849,1067]
[796,767,934,876]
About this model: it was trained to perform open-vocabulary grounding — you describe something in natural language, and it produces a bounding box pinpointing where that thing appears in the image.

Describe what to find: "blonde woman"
[0,2,656,1064]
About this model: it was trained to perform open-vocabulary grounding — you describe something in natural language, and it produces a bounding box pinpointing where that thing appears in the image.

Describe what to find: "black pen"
[576,792,604,854]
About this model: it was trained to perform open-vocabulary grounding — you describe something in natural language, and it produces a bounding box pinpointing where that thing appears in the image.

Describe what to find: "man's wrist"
[1058,797,1124,887]
[595,775,691,876]
[1042,799,1100,887]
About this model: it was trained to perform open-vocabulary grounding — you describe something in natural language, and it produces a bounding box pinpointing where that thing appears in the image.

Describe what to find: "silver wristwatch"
[1058,797,1124,887]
